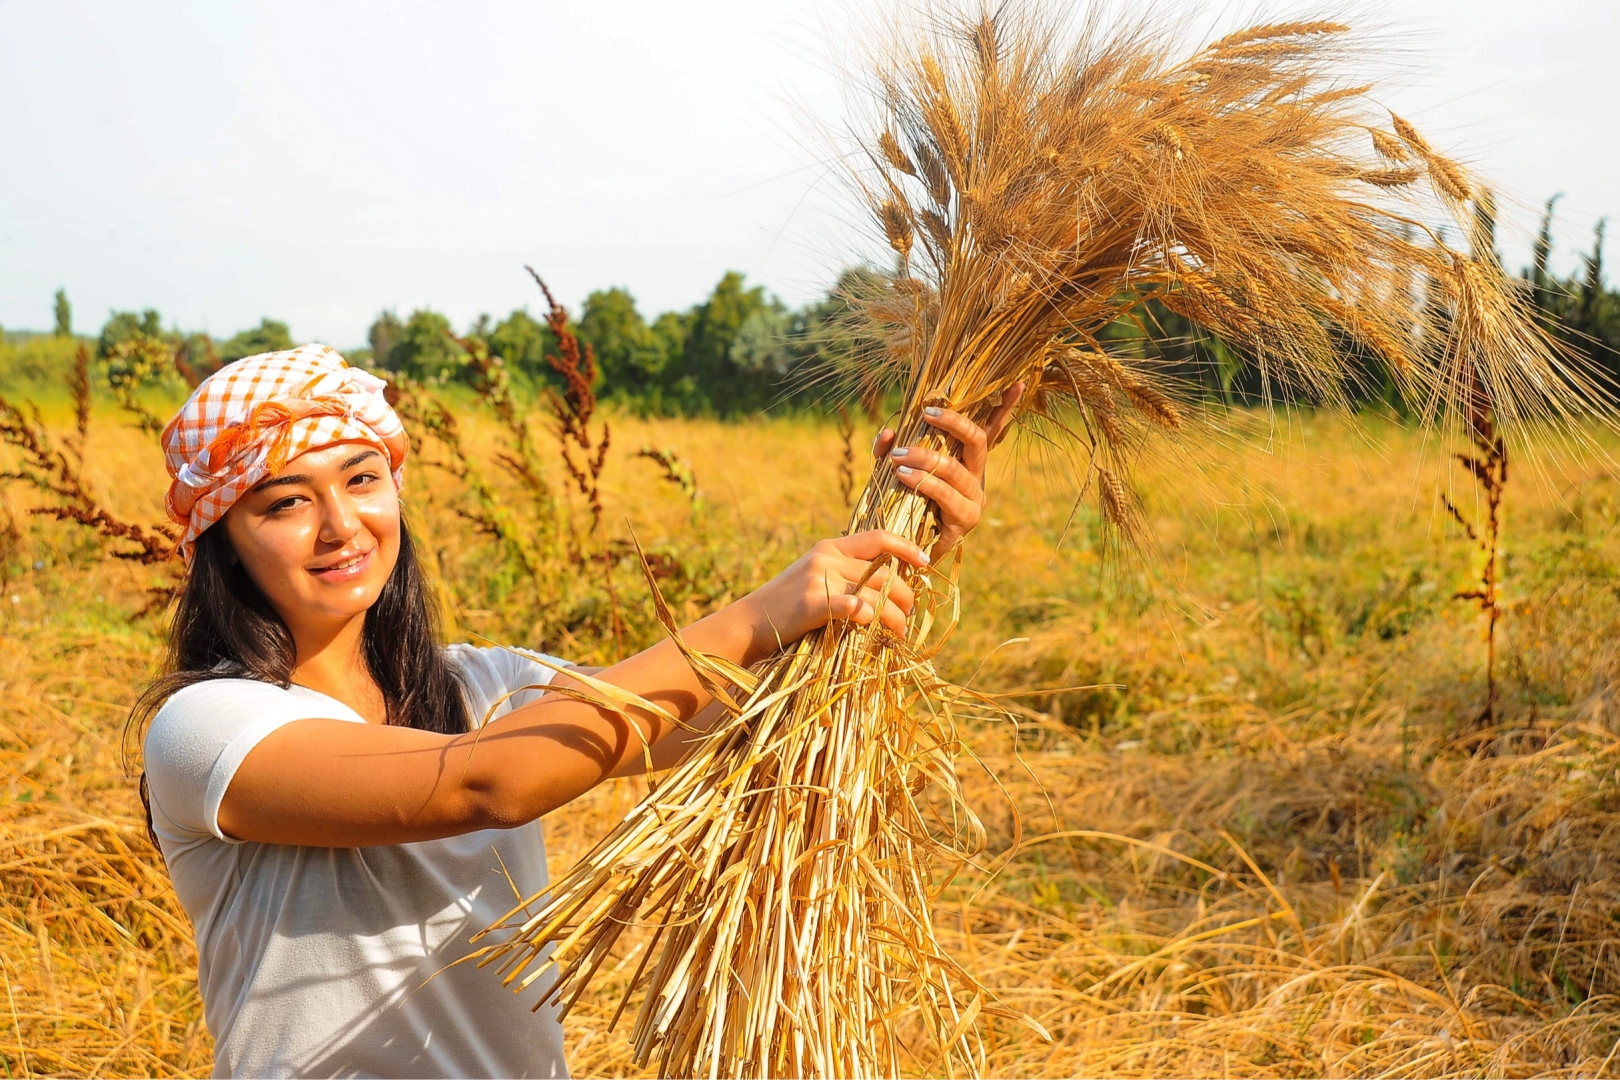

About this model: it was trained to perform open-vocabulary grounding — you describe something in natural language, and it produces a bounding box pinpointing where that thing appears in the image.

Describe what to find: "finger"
[843,569,915,616]
[851,584,913,635]
[828,592,869,623]
[839,557,895,593]
[889,444,982,503]
[985,382,1024,449]
[876,593,912,636]
[921,406,990,479]
[895,466,980,533]
[871,428,896,460]
[833,528,930,569]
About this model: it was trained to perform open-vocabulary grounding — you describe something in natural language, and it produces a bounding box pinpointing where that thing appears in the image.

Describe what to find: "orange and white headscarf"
[162,344,408,564]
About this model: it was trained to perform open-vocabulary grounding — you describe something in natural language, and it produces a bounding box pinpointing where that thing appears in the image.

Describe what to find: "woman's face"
[222,442,400,638]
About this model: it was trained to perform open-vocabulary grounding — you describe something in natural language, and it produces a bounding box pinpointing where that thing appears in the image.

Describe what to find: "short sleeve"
[144,679,365,844]
[446,643,574,727]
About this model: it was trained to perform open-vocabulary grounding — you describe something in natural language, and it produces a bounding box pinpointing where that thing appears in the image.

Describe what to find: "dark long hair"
[129,516,470,843]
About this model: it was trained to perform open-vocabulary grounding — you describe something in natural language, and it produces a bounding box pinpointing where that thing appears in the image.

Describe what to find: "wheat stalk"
[473,6,1608,1077]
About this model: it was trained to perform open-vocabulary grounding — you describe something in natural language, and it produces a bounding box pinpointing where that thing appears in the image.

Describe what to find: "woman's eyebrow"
[253,472,311,492]
[251,450,383,493]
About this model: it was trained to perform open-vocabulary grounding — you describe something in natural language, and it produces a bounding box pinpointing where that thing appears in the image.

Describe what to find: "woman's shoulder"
[444,643,573,724]
[444,642,572,680]
[153,675,300,719]
[144,675,362,836]
[147,675,364,750]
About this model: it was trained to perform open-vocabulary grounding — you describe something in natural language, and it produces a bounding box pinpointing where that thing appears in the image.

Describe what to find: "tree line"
[22,199,1618,417]
[356,268,878,416]
[26,270,880,417]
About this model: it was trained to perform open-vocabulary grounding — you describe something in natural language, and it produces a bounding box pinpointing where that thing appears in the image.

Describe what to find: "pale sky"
[1,0,1614,348]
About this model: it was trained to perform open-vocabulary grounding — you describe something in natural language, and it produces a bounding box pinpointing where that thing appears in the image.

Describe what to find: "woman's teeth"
[316,551,368,573]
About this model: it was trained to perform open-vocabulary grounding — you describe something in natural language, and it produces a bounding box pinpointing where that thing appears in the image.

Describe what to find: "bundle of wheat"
[472,6,1607,1077]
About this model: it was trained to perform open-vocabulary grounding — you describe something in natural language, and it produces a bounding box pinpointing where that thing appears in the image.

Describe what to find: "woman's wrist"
[682,593,778,669]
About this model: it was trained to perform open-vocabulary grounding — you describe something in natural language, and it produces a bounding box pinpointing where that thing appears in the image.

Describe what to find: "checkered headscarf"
[161,344,408,564]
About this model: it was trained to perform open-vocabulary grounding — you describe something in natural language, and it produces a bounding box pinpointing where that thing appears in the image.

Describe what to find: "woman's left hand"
[872,382,1024,559]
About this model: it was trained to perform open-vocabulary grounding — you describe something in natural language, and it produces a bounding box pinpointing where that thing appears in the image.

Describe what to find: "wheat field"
[2,395,1619,1077]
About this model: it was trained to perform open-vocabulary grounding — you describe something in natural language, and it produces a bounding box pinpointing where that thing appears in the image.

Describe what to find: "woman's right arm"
[215,530,926,848]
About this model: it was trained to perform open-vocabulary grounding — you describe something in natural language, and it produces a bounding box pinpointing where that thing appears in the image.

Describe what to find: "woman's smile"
[308,547,375,582]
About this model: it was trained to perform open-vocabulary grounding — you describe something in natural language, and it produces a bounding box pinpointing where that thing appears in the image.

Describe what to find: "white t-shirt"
[144,643,573,1079]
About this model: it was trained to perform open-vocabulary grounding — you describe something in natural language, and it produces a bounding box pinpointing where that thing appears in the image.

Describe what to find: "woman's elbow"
[451,770,587,831]
[445,730,623,830]
[419,765,532,832]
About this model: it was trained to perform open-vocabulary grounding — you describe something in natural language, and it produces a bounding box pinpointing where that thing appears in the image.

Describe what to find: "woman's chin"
[297,549,394,617]
[297,577,388,624]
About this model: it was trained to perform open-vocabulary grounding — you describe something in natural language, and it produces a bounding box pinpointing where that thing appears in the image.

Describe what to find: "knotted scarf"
[161,344,407,563]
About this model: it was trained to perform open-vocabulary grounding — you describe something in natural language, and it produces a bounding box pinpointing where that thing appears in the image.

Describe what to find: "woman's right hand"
[729,530,930,664]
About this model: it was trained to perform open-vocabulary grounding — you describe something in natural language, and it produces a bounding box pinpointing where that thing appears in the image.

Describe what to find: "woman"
[138,344,1019,1078]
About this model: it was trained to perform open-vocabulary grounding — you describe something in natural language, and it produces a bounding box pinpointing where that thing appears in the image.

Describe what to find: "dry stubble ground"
[3,401,1620,1077]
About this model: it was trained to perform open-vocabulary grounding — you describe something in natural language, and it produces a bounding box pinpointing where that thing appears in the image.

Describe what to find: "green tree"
[1579,219,1607,329]
[672,272,786,414]
[175,333,220,383]
[368,311,405,370]
[488,308,552,381]
[219,318,294,363]
[1522,207,1618,375]
[98,309,168,359]
[1529,193,1563,317]
[646,310,694,413]
[579,288,664,401]
[1572,219,1618,367]
[53,289,72,338]
[780,267,893,413]
[387,310,459,381]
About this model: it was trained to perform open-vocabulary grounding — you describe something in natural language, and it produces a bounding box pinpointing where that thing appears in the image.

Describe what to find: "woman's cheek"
[231,515,316,614]
[356,494,402,585]
[360,492,401,548]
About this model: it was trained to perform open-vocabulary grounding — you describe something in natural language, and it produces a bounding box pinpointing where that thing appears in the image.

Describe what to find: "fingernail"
[918,550,930,564]
[891,446,909,458]
[924,406,943,417]
[897,465,914,476]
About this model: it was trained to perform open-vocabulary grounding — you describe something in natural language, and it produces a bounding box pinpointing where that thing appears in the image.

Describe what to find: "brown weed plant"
[1439,190,1513,732]
[388,377,546,578]
[635,447,700,503]
[474,9,1611,1078]
[836,403,858,507]
[169,337,214,391]
[1443,395,1508,730]
[446,329,553,504]
[0,346,177,568]
[527,266,611,537]
[395,277,637,655]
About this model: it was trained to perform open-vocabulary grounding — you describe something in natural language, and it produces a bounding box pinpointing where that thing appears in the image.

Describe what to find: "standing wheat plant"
[473,7,1609,1077]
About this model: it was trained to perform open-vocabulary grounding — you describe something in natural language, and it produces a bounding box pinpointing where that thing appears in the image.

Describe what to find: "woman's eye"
[269,496,304,513]
[349,471,381,488]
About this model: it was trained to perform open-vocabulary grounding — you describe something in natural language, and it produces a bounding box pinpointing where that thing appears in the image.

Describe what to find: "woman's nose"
[316,489,363,546]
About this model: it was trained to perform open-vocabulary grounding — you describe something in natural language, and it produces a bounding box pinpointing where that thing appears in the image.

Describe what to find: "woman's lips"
[307,548,375,582]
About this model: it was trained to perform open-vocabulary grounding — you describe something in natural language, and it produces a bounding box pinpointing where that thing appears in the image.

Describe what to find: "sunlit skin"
[223,444,401,723]
[215,386,1022,847]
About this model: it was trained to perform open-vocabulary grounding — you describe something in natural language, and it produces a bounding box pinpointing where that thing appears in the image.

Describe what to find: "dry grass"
[5,398,1620,1076]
